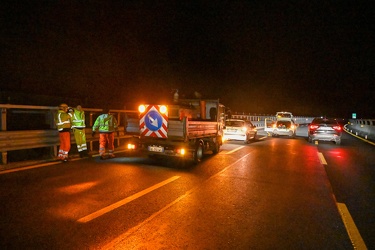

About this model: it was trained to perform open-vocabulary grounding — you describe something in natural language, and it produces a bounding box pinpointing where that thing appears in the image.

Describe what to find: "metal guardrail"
[231,114,314,127]
[0,104,139,167]
[347,119,375,141]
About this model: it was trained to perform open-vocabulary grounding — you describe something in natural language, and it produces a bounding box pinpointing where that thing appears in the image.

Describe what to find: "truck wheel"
[212,140,220,154]
[193,142,204,164]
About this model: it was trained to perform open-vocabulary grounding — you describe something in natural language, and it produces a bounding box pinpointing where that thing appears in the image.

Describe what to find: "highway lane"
[318,131,375,248]
[0,127,367,249]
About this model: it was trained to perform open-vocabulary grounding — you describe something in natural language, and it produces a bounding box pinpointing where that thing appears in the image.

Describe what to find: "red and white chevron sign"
[139,105,168,138]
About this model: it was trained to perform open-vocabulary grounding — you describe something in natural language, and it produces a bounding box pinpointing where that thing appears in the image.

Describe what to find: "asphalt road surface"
[0,126,373,249]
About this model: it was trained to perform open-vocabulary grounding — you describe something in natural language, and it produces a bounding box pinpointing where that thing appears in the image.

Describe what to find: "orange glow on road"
[57,181,99,195]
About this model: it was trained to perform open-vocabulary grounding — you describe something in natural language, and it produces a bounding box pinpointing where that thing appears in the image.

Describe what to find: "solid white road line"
[78,175,181,223]
[224,146,245,154]
[0,161,63,175]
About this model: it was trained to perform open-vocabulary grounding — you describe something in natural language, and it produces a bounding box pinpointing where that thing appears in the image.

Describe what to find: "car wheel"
[244,134,249,144]
[252,132,257,141]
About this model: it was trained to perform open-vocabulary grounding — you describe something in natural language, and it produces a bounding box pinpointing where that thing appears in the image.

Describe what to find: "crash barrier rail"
[347,119,375,141]
[0,104,139,167]
[231,114,314,128]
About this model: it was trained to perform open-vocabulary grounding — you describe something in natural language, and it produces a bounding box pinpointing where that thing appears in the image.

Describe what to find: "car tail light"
[309,125,319,130]
[333,125,341,131]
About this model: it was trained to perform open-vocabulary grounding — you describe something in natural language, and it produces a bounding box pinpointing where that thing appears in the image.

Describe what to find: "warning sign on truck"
[139,105,168,138]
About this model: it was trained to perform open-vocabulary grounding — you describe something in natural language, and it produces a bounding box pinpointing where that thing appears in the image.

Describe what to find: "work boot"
[79,152,84,158]
[109,154,115,159]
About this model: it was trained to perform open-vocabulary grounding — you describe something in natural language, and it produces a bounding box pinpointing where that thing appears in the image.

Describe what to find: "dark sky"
[1,1,374,118]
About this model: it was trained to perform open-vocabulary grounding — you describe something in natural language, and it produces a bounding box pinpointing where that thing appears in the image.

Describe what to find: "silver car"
[223,119,257,144]
[308,118,342,145]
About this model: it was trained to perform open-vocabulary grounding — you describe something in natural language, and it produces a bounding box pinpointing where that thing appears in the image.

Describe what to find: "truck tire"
[212,139,220,154]
[193,142,204,164]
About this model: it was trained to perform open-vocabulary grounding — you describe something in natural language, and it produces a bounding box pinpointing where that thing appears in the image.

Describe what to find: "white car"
[271,120,297,137]
[223,119,257,144]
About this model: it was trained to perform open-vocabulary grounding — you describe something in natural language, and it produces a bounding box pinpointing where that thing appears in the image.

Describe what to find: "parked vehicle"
[223,119,257,144]
[137,98,226,164]
[264,111,297,137]
[308,117,342,145]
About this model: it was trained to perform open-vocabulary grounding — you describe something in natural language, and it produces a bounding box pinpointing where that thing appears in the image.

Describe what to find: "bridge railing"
[231,114,314,127]
[0,104,139,168]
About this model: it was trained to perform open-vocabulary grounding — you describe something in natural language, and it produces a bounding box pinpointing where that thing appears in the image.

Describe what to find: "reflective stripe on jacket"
[56,110,72,131]
[71,109,86,128]
[92,114,118,133]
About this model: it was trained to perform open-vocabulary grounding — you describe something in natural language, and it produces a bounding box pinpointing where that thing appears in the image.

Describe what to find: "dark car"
[308,118,342,145]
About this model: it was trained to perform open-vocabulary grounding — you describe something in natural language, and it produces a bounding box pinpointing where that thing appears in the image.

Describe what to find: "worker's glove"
[117,131,120,137]
[92,131,96,137]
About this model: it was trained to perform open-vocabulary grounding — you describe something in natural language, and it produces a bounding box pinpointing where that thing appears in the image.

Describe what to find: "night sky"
[1,1,374,118]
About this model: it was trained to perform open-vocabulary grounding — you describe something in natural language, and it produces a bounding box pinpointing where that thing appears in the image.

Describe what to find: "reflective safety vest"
[55,110,72,131]
[92,114,118,133]
[71,109,86,128]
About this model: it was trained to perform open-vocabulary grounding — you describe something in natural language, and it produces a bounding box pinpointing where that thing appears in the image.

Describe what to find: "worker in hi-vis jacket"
[69,105,88,158]
[92,108,119,160]
[55,103,72,162]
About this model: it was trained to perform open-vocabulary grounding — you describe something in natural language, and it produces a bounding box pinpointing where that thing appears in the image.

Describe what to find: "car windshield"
[226,121,244,127]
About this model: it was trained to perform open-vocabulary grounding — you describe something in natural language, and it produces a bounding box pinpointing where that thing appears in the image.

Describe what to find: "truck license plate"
[148,146,164,152]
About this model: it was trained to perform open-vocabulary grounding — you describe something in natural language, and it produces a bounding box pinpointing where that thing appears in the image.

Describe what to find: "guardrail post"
[1,152,7,165]
[1,108,6,131]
